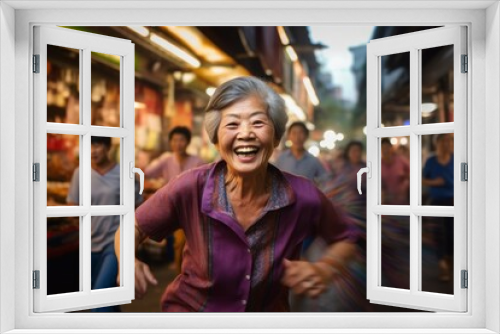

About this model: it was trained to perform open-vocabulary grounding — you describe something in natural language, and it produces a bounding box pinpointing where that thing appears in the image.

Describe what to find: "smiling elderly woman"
[115,76,356,312]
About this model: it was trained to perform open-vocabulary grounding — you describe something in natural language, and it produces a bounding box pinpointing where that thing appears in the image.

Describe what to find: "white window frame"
[33,26,136,313]
[365,26,467,312]
[1,1,498,333]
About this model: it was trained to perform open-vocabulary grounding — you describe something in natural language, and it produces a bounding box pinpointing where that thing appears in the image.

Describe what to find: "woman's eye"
[226,122,238,128]
[253,120,265,126]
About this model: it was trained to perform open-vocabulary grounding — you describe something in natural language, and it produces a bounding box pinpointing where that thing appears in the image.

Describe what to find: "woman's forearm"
[318,240,356,271]
[114,219,147,264]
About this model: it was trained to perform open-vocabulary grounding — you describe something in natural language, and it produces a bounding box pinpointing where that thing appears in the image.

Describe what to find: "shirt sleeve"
[135,175,182,242]
[422,157,433,179]
[314,159,329,181]
[314,187,358,245]
[144,157,165,179]
[66,168,80,204]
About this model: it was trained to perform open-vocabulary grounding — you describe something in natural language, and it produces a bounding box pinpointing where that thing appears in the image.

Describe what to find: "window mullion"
[413,123,454,135]
[46,206,90,217]
[411,206,455,216]
[81,47,91,208]
[409,47,420,294]
[372,205,411,215]
[46,123,88,135]
[81,214,91,293]
[122,51,135,298]
[372,126,412,137]
[81,48,92,295]
[365,49,379,299]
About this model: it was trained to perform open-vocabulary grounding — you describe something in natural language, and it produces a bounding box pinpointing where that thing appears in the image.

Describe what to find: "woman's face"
[288,125,307,150]
[348,145,362,164]
[437,134,453,154]
[170,133,189,155]
[381,142,392,158]
[91,142,110,166]
[216,95,277,176]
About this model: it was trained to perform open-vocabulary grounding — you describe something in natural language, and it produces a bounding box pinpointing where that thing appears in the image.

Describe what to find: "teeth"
[235,147,258,154]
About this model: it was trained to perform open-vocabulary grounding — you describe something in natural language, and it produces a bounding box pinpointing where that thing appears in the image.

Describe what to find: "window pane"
[421,45,454,124]
[381,136,410,205]
[47,45,80,124]
[91,215,120,292]
[47,134,80,206]
[91,52,121,127]
[381,52,410,127]
[47,217,80,295]
[381,215,410,290]
[90,136,121,205]
[421,216,454,294]
[421,134,454,206]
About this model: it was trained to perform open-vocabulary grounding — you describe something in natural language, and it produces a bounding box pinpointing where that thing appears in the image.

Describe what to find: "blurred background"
[45,26,455,312]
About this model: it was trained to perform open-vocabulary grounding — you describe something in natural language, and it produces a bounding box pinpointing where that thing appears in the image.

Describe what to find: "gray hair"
[204,76,288,144]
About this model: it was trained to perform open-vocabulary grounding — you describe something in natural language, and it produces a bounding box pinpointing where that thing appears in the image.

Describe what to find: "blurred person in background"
[67,136,142,312]
[330,147,346,177]
[145,126,204,184]
[380,138,412,290]
[381,138,410,205]
[338,141,367,235]
[276,121,330,254]
[276,121,329,183]
[422,133,454,281]
[144,126,205,274]
[397,143,410,162]
[342,140,366,184]
[115,76,356,312]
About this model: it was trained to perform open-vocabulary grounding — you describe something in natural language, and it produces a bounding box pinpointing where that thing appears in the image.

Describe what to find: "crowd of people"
[74,76,454,312]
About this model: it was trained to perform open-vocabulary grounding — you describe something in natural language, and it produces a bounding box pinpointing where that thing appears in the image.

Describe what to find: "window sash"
[32,26,136,313]
[366,26,467,312]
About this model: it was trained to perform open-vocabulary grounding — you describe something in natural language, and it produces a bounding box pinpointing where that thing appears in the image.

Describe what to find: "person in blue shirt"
[276,121,328,183]
[422,133,454,281]
[276,121,329,255]
[67,136,143,311]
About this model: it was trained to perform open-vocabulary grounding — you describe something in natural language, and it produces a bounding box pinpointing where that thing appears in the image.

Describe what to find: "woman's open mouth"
[234,146,259,161]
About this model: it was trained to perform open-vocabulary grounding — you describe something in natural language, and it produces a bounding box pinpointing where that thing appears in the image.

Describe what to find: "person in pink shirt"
[145,126,204,184]
[145,126,204,272]
[381,138,410,205]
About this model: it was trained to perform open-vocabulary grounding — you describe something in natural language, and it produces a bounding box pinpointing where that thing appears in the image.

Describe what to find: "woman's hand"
[115,225,157,299]
[133,259,158,299]
[281,259,336,298]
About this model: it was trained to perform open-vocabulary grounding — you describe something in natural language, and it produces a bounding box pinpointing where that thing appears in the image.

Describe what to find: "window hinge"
[33,270,40,289]
[461,162,468,181]
[461,54,468,73]
[461,270,468,289]
[33,54,40,73]
[33,163,40,182]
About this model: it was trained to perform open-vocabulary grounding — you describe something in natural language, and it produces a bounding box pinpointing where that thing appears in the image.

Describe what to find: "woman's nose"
[238,123,255,139]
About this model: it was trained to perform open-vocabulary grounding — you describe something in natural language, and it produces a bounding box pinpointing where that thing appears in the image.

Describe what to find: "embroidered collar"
[201,160,295,217]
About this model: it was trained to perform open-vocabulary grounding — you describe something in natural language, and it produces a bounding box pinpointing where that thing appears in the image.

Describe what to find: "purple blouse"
[135,160,355,312]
